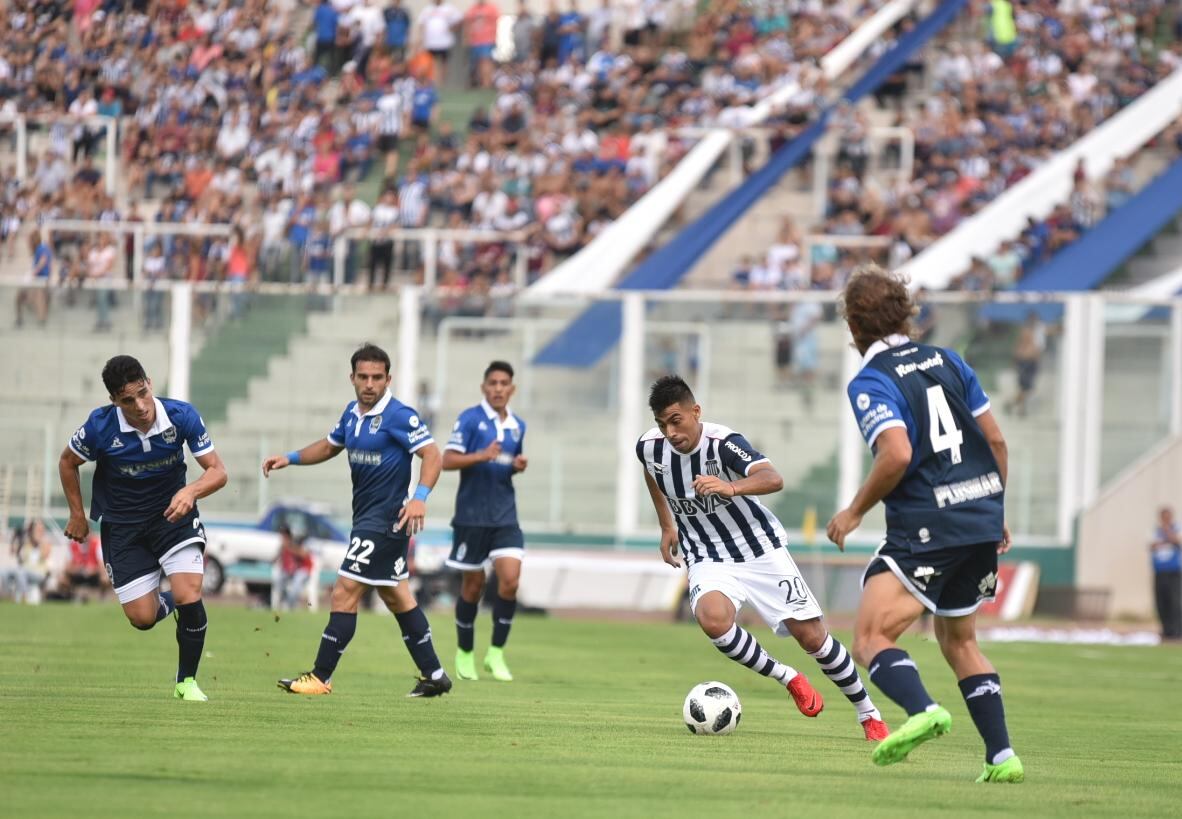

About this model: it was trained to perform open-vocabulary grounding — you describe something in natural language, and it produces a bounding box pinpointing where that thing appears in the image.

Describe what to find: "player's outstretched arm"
[644,469,680,568]
[693,461,783,499]
[165,450,229,522]
[826,427,912,551]
[58,447,90,543]
[262,438,343,477]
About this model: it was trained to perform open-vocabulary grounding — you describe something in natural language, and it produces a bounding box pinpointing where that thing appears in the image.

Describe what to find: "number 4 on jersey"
[926,386,963,464]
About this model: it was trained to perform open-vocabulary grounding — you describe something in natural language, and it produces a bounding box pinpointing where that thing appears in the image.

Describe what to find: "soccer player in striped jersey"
[639,376,888,741]
[828,266,1023,782]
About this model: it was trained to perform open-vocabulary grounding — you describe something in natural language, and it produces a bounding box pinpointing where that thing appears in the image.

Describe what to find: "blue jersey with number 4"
[326,391,434,533]
[68,397,214,524]
[848,337,1003,552]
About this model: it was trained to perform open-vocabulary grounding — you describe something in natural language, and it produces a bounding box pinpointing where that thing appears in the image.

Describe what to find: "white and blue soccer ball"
[683,681,742,735]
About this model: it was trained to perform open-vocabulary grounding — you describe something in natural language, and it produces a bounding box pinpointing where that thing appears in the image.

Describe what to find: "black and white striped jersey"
[636,422,789,565]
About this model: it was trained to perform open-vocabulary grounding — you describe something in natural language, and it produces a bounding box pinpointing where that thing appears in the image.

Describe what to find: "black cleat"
[407,672,453,698]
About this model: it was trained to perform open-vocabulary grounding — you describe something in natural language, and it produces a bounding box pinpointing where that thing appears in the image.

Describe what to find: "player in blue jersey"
[58,355,228,701]
[263,344,452,698]
[827,266,1024,782]
[441,361,528,682]
[640,376,889,741]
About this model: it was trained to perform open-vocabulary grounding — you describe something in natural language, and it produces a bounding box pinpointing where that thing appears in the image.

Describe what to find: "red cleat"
[786,673,824,717]
[862,717,890,742]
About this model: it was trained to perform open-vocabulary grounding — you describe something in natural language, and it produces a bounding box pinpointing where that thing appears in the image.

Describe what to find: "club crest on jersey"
[369,415,382,433]
[162,427,177,444]
[704,459,721,477]
[510,427,521,443]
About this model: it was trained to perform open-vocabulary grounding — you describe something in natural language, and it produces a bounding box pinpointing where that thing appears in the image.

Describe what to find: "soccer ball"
[683,681,741,735]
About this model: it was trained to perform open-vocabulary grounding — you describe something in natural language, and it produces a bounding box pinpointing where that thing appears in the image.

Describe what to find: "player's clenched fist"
[64,512,89,543]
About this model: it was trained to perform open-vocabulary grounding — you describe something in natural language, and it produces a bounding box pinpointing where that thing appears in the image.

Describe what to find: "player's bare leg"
[935,614,1023,782]
[377,583,452,697]
[483,556,520,681]
[786,616,886,739]
[455,569,485,680]
[695,591,820,717]
[853,573,950,766]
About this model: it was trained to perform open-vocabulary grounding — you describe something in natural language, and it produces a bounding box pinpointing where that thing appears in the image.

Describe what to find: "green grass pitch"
[2,603,1180,818]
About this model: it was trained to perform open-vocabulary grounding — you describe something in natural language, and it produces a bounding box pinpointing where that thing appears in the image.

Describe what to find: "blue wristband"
[286,450,302,465]
[413,485,431,502]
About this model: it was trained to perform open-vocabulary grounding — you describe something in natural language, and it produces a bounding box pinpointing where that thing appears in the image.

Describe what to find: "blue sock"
[867,648,936,716]
[312,611,357,682]
[455,597,478,652]
[174,600,207,683]
[156,591,175,623]
[959,673,1015,764]
[395,606,443,679]
[491,594,517,648]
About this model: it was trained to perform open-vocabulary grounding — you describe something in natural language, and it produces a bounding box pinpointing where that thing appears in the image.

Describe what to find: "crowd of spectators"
[1,0,897,328]
[736,0,1181,298]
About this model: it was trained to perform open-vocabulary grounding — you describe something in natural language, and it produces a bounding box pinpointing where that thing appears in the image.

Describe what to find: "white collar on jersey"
[351,390,393,419]
[480,398,519,443]
[480,398,519,428]
[860,334,913,368]
[116,397,172,437]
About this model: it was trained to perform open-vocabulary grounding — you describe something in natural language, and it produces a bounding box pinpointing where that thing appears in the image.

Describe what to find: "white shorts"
[687,548,823,637]
[114,544,205,605]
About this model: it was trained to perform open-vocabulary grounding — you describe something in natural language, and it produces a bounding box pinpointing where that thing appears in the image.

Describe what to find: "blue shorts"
[100,508,206,593]
[447,525,524,571]
[469,44,494,61]
[339,529,410,587]
[862,539,999,617]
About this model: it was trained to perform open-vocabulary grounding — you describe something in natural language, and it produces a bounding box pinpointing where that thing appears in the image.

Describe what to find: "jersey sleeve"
[945,349,991,417]
[848,371,908,448]
[68,415,100,462]
[635,437,646,464]
[326,405,351,448]
[445,411,478,454]
[719,432,768,476]
[390,406,434,453]
[182,405,214,456]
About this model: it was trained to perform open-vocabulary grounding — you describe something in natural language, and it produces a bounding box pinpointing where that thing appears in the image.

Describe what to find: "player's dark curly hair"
[351,343,391,374]
[839,264,916,352]
[648,375,695,415]
[102,355,148,397]
[484,360,514,380]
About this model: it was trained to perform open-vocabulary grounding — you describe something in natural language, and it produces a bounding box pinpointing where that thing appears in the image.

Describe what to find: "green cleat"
[871,705,951,766]
[173,677,208,702]
[977,755,1024,783]
[455,649,479,681]
[483,647,513,682]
